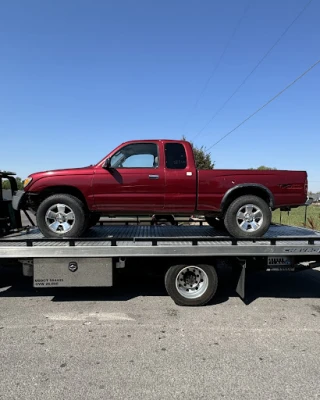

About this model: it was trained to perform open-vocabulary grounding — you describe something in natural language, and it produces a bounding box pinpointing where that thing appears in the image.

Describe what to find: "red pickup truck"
[13,139,308,238]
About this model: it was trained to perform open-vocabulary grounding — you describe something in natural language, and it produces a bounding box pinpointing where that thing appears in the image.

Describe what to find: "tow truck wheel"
[37,194,86,238]
[224,195,271,238]
[165,264,218,306]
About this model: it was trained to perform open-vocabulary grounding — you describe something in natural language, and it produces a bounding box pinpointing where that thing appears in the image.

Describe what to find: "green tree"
[248,166,277,170]
[182,136,214,170]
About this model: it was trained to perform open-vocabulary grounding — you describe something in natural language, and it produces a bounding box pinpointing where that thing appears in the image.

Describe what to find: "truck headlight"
[23,177,33,188]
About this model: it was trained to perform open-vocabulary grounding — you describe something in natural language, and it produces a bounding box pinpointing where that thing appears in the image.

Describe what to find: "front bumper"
[12,190,26,210]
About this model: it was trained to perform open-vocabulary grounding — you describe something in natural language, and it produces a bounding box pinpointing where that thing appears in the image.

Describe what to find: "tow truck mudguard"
[12,190,25,211]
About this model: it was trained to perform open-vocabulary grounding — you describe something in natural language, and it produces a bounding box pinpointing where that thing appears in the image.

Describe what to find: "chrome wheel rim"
[175,266,209,299]
[45,203,75,234]
[236,204,263,232]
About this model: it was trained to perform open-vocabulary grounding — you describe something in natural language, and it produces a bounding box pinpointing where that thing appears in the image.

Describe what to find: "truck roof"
[120,139,189,144]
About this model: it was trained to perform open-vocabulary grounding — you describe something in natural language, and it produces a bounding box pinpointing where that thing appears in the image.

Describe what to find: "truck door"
[92,142,165,212]
[163,142,197,213]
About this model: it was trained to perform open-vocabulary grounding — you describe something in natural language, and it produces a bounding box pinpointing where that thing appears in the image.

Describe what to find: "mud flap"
[235,259,246,300]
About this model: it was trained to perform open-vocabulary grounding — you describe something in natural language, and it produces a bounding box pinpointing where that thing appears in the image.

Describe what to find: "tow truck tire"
[224,195,271,238]
[165,264,218,306]
[37,194,87,238]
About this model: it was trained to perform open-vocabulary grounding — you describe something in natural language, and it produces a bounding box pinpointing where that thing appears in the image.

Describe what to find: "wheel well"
[38,186,88,210]
[222,187,272,214]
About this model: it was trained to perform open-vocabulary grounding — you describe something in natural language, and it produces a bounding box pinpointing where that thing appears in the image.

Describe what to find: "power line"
[181,0,253,133]
[191,0,314,141]
[206,59,320,151]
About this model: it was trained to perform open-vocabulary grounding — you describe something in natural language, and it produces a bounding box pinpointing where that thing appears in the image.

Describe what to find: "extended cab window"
[165,143,187,169]
[110,143,159,169]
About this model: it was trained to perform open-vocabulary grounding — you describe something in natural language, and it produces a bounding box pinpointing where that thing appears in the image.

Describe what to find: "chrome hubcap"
[176,266,209,299]
[45,204,75,233]
[236,204,263,232]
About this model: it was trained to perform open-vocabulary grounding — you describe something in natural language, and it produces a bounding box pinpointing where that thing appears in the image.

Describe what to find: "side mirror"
[103,158,111,169]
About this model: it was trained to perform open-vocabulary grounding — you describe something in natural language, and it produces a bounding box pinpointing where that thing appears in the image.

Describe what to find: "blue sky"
[1,0,319,190]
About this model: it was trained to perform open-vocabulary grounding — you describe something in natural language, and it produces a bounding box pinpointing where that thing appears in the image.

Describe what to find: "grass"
[272,205,320,231]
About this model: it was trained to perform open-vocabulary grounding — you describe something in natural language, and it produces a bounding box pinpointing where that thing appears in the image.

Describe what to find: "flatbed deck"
[1,223,319,305]
[1,224,320,258]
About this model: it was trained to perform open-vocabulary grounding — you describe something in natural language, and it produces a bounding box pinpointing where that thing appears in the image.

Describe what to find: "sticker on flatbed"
[34,278,64,287]
[267,257,292,266]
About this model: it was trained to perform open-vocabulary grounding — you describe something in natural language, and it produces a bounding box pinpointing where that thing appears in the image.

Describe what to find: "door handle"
[149,174,159,179]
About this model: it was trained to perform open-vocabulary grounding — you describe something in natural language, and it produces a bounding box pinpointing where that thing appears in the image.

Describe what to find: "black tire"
[37,194,87,238]
[205,216,226,230]
[88,213,101,228]
[165,264,218,306]
[224,195,271,238]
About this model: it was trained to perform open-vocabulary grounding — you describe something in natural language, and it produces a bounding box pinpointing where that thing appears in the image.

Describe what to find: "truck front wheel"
[165,264,218,306]
[37,194,87,238]
[224,195,271,238]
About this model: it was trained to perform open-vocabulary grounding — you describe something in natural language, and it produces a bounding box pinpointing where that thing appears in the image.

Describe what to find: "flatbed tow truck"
[1,219,320,306]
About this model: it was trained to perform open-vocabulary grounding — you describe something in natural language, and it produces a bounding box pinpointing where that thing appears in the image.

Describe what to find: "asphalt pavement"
[0,261,320,400]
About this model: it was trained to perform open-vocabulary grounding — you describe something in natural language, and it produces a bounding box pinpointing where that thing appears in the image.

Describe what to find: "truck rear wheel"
[165,264,218,306]
[224,195,271,238]
[37,194,87,238]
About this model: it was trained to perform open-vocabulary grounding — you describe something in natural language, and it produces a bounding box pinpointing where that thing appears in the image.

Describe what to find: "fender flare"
[221,184,275,210]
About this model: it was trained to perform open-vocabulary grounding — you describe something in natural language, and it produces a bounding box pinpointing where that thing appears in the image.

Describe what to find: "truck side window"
[165,143,187,169]
[110,143,158,169]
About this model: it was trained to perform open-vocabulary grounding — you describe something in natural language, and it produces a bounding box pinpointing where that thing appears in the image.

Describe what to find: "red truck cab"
[92,140,198,214]
[13,139,308,238]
